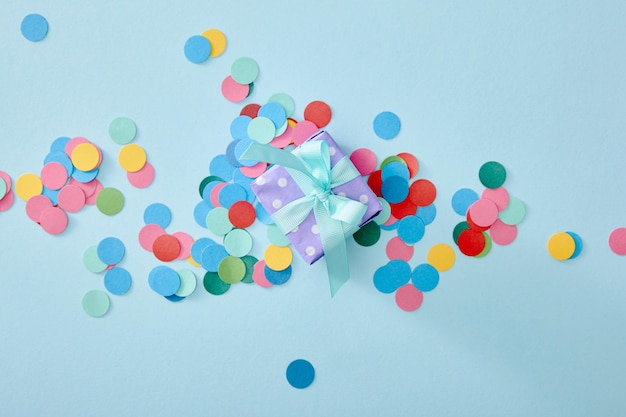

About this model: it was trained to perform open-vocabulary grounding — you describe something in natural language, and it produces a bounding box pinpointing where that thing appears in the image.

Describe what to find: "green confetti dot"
[479,161,506,189]
[108,117,137,145]
[96,187,124,216]
[498,196,526,225]
[453,221,470,244]
[217,256,246,284]
[374,198,391,225]
[380,155,406,169]
[203,271,230,295]
[83,245,108,273]
[231,56,259,84]
[267,224,291,247]
[82,290,110,318]
[175,269,197,297]
[240,255,257,284]
[268,93,295,118]
[198,175,223,198]
[223,228,253,257]
[353,221,381,247]
[247,116,275,144]
[206,207,234,236]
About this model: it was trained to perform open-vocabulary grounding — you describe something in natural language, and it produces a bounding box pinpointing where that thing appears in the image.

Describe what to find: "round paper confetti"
[373,111,401,140]
[127,161,155,188]
[184,35,212,63]
[489,219,518,245]
[258,102,287,129]
[40,162,68,190]
[172,232,194,260]
[467,198,499,228]
[609,228,626,255]
[138,224,166,251]
[395,284,424,312]
[304,100,332,128]
[373,260,411,294]
[143,202,172,228]
[264,244,293,271]
[264,265,292,285]
[247,116,275,144]
[381,176,409,204]
[201,28,227,57]
[221,76,249,103]
[25,194,52,222]
[223,228,253,257]
[411,263,439,292]
[286,359,315,389]
[118,144,147,173]
[457,229,486,256]
[15,173,43,201]
[57,185,86,213]
[268,93,295,117]
[397,215,425,244]
[104,267,132,295]
[206,207,234,236]
[21,14,48,42]
[547,232,576,261]
[567,231,583,259]
[479,161,507,189]
[109,117,137,145]
[152,234,181,262]
[218,256,247,283]
[39,206,68,234]
[451,188,479,216]
[96,187,124,215]
[408,179,436,207]
[427,243,455,272]
[291,120,319,146]
[175,269,197,297]
[231,57,259,84]
[353,221,381,247]
[97,237,125,265]
[71,143,101,172]
[350,148,377,176]
[385,236,414,261]
[148,265,181,296]
[203,271,230,295]
[227,200,256,229]
[252,259,273,288]
[83,245,108,273]
[82,290,110,318]
[397,152,419,178]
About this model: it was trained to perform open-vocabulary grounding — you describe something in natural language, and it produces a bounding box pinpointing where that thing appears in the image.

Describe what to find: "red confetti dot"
[367,170,383,197]
[397,152,419,178]
[228,200,256,229]
[408,179,437,207]
[303,100,332,128]
[240,103,261,118]
[152,234,181,262]
[389,198,418,219]
[466,211,491,232]
[457,229,486,256]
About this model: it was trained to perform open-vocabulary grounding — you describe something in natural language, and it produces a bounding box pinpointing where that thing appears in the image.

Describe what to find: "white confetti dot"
[277,177,288,187]
[311,224,319,234]
[256,175,266,185]
[359,194,369,203]
[305,246,316,256]
[272,199,282,209]
[329,147,336,156]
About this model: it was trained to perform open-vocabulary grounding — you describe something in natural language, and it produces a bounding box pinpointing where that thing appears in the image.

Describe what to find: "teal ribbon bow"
[242,138,367,296]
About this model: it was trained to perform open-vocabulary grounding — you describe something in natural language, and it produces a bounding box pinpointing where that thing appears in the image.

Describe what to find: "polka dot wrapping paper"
[249,130,382,265]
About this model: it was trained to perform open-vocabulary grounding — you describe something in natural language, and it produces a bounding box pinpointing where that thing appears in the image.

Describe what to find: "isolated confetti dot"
[184,35,212,63]
[21,14,48,42]
[286,359,315,389]
[373,111,401,140]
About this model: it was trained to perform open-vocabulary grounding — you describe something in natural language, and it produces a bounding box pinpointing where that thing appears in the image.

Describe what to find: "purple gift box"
[251,130,382,264]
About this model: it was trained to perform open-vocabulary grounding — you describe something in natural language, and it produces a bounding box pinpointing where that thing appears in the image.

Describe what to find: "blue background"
[2,1,626,415]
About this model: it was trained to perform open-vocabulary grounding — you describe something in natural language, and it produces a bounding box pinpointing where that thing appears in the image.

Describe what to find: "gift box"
[249,130,382,266]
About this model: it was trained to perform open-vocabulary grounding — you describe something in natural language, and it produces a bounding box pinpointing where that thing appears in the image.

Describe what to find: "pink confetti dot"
[350,148,378,176]
[481,186,509,212]
[57,184,86,213]
[239,162,268,178]
[39,206,68,235]
[172,231,194,260]
[25,194,53,222]
[609,227,626,255]
[127,161,155,188]
[252,259,273,288]
[221,75,249,103]
[395,284,423,312]
[489,219,517,245]
[138,224,166,251]
[468,198,499,228]
[386,236,414,261]
[40,162,68,190]
[64,137,89,157]
[0,190,15,212]
[291,120,318,146]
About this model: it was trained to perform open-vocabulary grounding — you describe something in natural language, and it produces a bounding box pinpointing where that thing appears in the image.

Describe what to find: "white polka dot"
[277,177,288,188]
[272,199,282,209]
[337,192,346,197]
[329,147,336,156]
[359,194,369,203]
[256,175,266,186]
[311,224,319,234]
[305,246,316,256]
[292,226,299,233]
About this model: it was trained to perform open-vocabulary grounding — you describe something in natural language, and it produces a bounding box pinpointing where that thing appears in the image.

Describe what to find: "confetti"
[303,100,332,128]
[286,359,315,389]
[201,28,227,58]
[108,117,137,145]
[547,231,578,261]
[231,57,259,85]
[104,267,132,295]
[608,227,626,255]
[96,187,125,215]
[82,290,110,318]
[21,14,48,42]
[373,111,401,140]
[184,35,212,63]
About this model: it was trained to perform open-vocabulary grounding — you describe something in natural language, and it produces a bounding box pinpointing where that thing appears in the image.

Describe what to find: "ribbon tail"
[314,200,350,297]
[240,142,311,176]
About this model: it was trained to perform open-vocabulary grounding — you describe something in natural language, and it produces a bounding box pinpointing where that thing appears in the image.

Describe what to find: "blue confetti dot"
[451,188,479,216]
[286,359,315,389]
[416,204,437,225]
[255,201,274,225]
[234,138,257,167]
[71,167,99,183]
[567,231,583,259]
[381,176,409,204]
[230,116,252,140]
[104,267,132,295]
[381,161,409,181]
[264,265,292,285]
[21,14,48,42]
[225,140,243,168]
[193,201,213,228]
[190,238,217,264]
[411,263,439,292]
[209,154,236,181]
[97,237,125,265]
[373,111,401,140]
[50,136,70,153]
[201,244,229,272]
[148,266,181,296]
[164,294,185,302]
[44,152,74,177]
[258,102,287,129]
[184,35,212,63]
[42,187,59,206]
[397,215,425,244]
[373,260,411,293]
[143,202,172,228]
[218,183,248,209]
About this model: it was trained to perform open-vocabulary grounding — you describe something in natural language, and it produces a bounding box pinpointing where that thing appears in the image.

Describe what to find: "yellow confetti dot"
[264,244,293,271]
[15,173,43,201]
[201,28,227,57]
[187,255,201,268]
[118,144,147,173]
[427,243,456,272]
[547,232,575,261]
[71,142,100,171]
